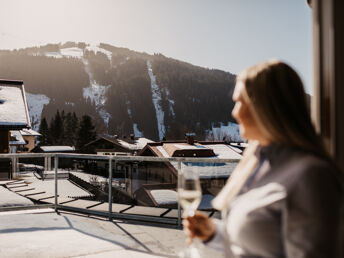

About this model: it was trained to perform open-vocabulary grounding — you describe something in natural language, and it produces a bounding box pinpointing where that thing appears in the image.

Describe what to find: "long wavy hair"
[213,59,328,210]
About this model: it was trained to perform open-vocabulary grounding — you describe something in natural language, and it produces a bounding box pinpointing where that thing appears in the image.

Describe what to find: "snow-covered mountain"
[0,42,241,141]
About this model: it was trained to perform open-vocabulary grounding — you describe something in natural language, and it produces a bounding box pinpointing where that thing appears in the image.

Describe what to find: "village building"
[133,135,242,208]
[20,129,41,152]
[9,130,27,153]
[80,135,154,155]
[9,129,41,153]
[0,80,31,179]
[30,146,75,153]
[78,135,154,179]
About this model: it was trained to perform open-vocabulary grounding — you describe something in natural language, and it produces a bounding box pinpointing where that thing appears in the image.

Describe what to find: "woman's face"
[232,81,269,145]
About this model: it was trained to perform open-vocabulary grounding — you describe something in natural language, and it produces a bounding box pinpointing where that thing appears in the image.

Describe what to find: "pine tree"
[50,110,63,145]
[76,115,96,150]
[64,112,78,146]
[38,117,49,145]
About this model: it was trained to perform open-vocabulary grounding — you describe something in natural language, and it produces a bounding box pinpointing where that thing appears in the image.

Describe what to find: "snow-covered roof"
[150,189,177,205]
[117,137,154,151]
[149,190,214,209]
[0,82,31,129]
[9,131,26,145]
[155,143,241,179]
[204,144,242,159]
[20,128,41,136]
[40,146,75,152]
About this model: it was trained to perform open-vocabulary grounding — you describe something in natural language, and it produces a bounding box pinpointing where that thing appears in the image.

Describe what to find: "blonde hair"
[213,59,327,210]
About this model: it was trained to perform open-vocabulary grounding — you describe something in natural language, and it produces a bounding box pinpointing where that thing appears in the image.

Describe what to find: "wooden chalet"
[134,135,242,208]
[0,80,31,179]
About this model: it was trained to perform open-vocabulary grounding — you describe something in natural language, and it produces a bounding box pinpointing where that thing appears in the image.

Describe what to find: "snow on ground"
[150,189,177,205]
[126,99,132,118]
[82,58,111,127]
[147,60,165,140]
[165,87,175,118]
[45,52,63,58]
[133,123,143,137]
[0,186,34,207]
[60,47,84,58]
[207,122,242,142]
[85,45,112,65]
[65,101,75,106]
[26,92,50,131]
[45,47,83,59]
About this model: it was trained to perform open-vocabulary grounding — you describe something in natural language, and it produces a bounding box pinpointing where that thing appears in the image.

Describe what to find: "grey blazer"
[207,144,342,258]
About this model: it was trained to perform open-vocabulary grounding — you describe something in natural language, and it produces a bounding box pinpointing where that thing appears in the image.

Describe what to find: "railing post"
[48,156,52,171]
[108,156,113,220]
[178,160,182,228]
[54,154,58,212]
[44,156,48,171]
[11,156,16,179]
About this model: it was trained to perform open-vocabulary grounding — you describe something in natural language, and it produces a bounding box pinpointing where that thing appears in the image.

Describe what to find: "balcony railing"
[0,153,240,226]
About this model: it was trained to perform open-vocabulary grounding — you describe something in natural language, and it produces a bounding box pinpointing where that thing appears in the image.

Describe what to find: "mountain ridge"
[0,41,242,142]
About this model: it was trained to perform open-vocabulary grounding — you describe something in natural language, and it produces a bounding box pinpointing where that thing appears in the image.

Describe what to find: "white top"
[150,189,177,205]
[20,128,41,136]
[0,85,30,127]
[40,146,75,152]
[156,144,241,179]
[9,130,26,145]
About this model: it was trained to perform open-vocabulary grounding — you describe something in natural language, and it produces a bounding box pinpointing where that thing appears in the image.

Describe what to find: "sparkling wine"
[178,189,201,213]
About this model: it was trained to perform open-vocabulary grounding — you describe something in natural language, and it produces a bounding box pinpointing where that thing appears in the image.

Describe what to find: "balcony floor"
[0,209,223,258]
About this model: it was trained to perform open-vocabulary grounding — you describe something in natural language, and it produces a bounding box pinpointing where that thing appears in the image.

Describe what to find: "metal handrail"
[0,152,240,163]
[0,152,240,225]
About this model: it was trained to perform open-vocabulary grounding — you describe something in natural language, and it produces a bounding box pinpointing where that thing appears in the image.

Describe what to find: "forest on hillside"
[0,42,237,141]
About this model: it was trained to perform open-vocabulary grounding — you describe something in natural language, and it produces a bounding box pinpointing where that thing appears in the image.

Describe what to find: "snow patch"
[126,99,132,118]
[60,47,83,58]
[45,52,63,58]
[40,146,75,152]
[117,137,153,151]
[147,60,165,140]
[85,45,112,64]
[150,190,177,205]
[165,87,175,118]
[98,109,111,127]
[26,92,50,131]
[206,122,242,142]
[133,123,143,137]
[82,58,111,127]
[65,101,75,106]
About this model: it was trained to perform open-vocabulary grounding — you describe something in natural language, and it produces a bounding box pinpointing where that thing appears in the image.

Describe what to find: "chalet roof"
[147,188,214,209]
[0,80,31,129]
[20,128,41,136]
[139,141,242,179]
[83,136,154,152]
[162,143,215,157]
[38,146,75,152]
[150,189,177,206]
[9,131,26,145]
[117,137,154,151]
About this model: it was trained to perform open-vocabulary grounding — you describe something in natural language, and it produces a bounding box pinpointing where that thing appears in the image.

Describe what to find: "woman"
[184,60,342,257]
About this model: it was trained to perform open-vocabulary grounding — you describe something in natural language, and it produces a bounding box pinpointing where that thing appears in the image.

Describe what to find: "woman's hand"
[182,211,216,245]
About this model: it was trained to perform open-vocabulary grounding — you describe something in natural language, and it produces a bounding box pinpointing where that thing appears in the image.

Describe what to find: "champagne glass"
[178,164,202,258]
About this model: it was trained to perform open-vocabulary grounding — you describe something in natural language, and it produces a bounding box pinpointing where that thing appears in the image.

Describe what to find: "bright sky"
[0,0,312,93]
